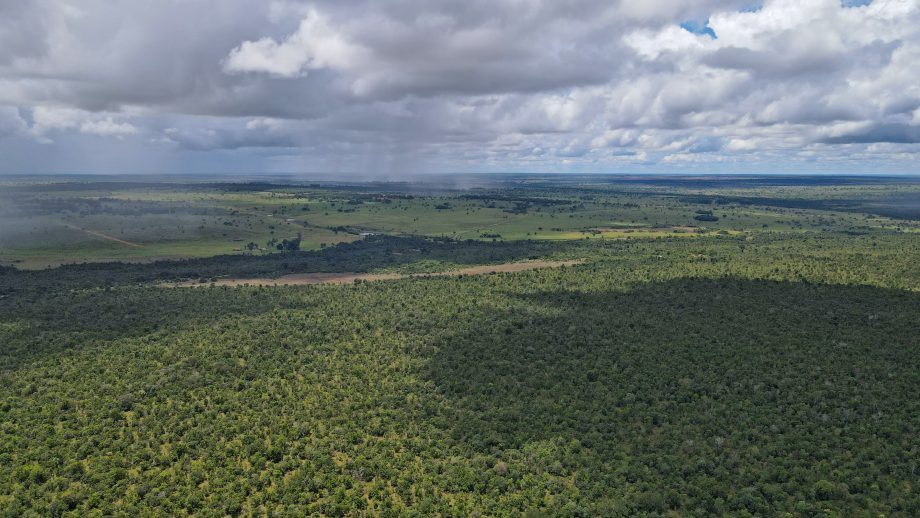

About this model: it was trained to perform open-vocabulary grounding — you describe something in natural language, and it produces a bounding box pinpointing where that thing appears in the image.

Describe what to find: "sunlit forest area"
[1,175,919,516]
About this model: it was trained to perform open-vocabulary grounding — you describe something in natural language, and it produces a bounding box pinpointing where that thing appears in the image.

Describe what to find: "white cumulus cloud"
[223,9,366,77]
[80,118,139,136]
[0,0,917,173]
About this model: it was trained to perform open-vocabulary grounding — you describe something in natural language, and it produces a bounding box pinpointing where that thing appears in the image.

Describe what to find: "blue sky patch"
[680,19,717,39]
[739,1,764,13]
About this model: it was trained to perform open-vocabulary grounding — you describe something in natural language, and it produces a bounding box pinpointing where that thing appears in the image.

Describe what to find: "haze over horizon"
[1,0,919,176]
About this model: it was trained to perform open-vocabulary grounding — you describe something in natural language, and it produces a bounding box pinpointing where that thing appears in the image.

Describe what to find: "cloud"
[223,9,365,77]
[0,107,28,137]
[162,120,296,150]
[821,123,920,144]
[0,2,50,66]
[0,0,918,174]
[725,138,758,152]
[30,107,86,134]
[80,118,139,137]
[686,136,723,153]
[27,107,139,139]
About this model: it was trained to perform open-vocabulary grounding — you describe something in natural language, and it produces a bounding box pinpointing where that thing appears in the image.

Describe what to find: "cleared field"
[166,259,583,287]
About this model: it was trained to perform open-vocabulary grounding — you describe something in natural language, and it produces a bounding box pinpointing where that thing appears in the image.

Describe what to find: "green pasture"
[1,179,917,267]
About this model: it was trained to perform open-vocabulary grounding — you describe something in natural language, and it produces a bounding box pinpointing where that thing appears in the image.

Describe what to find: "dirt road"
[166,259,582,287]
[64,224,144,248]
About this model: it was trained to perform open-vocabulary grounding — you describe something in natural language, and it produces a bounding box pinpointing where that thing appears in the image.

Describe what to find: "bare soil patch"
[589,226,699,233]
[166,259,583,288]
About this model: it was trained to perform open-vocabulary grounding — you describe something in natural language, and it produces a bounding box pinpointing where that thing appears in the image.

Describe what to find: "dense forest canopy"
[1,175,918,516]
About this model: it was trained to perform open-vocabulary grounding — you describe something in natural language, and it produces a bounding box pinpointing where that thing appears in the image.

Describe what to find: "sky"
[0,0,919,176]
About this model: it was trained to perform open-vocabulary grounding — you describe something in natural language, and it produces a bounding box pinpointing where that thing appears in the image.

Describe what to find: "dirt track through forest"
[166,259,583,288]
[64,224,144,248]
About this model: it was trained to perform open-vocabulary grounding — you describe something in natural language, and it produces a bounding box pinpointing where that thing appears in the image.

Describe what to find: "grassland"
[2,175,917,268]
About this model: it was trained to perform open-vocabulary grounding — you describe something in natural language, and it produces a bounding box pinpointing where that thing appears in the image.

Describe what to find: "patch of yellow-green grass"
[521,228,745,242]
[0,321,29,334]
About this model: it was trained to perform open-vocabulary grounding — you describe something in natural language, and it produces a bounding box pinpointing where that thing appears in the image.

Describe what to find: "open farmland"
[2,175,917,268]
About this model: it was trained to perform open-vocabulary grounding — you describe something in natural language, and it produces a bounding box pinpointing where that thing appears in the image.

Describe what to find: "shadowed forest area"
[428,278,919,515]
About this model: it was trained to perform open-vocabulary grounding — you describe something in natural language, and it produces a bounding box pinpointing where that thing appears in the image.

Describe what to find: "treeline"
[458,193,573,206]
[677,193,920,220]
[0,196,207,217]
